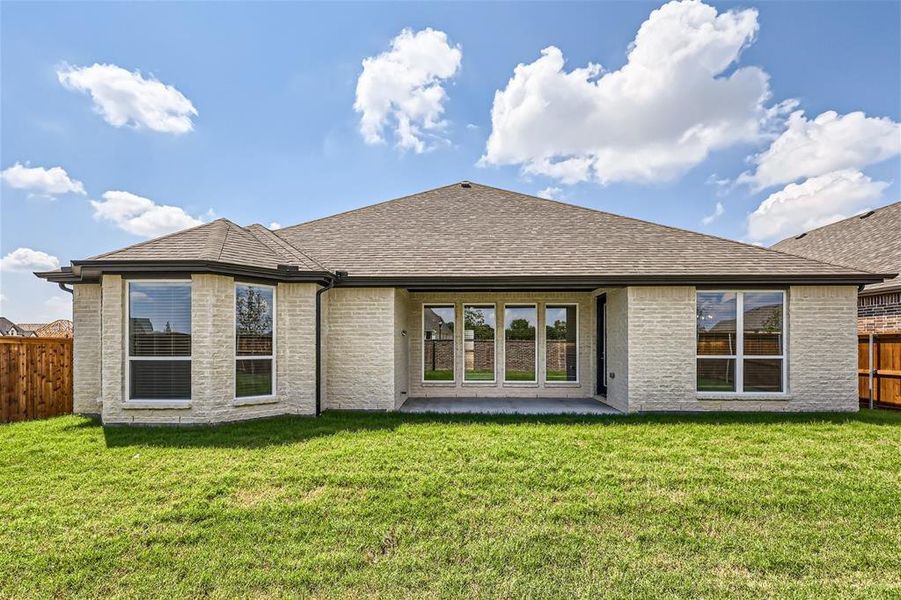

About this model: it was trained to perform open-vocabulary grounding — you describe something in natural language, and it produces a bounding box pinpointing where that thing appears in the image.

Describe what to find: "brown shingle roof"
[89,218,322,271]
[42,182,886,286]
[772,201,901,294]
[275,182,877,279]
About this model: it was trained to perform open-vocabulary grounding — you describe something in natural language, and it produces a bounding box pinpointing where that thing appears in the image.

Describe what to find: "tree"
[464,307,494,340]
[237,288,271,335]
[505,318,535,340]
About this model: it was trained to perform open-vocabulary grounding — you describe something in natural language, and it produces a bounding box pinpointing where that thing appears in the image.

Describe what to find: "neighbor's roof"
[0,317,18,335]
[772,201,901,294]
[36,182,890,288]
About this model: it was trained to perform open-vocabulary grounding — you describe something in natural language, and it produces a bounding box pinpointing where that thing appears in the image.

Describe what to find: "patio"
[398,396,620,415]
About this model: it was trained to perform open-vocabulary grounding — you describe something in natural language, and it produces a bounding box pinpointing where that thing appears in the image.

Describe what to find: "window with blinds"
[128,282,192,400]
[235,283,275,398]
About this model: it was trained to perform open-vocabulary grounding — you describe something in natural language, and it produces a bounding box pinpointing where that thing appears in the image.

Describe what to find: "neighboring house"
[0,317,37,337]
[772,202,901,334]
[35,182,892,424]
[15,320,74,338]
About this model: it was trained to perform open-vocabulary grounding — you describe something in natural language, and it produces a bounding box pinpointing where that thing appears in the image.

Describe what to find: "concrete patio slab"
[398,397,621,415]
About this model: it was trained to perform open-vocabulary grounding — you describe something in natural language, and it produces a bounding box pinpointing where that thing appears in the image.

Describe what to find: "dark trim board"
[35,261,892,288]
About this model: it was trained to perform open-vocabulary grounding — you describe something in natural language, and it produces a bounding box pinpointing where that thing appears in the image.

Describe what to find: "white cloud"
[43,295,72,320]
[537,186,562,200]
[481,0,778,185]
[747,169,888,242]
[0,248,61,272]
[269,222,282,230]
[1,163,85,197]
[354,28,462,153]
[90,191,204,238]
[57,63,197,134]
[701,201,725,225]
[741,110,901,189]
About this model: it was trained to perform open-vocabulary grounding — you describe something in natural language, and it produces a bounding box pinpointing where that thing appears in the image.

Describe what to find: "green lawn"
[423,369,454,381]
[1,411,900,597]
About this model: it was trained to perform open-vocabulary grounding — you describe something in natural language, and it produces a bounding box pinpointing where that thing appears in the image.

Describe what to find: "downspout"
[316,270,346,416]
[58,283,73,295]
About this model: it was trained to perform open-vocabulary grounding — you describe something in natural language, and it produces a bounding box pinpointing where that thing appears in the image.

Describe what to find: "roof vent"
[794,232,807,239]
[460,181,471,188]
[859,210,875,219]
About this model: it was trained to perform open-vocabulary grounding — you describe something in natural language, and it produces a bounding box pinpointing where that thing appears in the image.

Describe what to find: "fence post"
[868,333,874,410]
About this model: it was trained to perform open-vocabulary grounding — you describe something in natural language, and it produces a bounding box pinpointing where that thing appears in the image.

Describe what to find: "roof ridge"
[245,224,330,272]
[90,218,233,261]
[467,182,879,275]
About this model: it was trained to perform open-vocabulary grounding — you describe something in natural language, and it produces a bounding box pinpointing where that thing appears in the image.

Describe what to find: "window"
[128,282,191,401]
[464,305,496,382]
[504,305,537,382]
[235,283,275,398]
[423,305,455,381]
[696,291,785,393]
[545,304,578,382]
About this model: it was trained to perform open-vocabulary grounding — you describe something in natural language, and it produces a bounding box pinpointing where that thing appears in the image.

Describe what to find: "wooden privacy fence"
[0,337,73,423]
[858,333,901,409]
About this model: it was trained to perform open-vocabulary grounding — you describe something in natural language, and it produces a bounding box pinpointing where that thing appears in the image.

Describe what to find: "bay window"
[235,283,275,398]
[128,281,192,401]
[696,291,785,393]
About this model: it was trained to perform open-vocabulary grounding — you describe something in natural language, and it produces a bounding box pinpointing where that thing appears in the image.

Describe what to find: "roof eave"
[35,260,334,284]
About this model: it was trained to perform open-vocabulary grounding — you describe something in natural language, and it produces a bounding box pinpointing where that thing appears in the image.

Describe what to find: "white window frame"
[125,279,193,403]
[503,303,539,384]
[234,282,277,401]
[422,303,456,384]
[462,303,497,384]
[696,290,787,395]
[544,302,580,384]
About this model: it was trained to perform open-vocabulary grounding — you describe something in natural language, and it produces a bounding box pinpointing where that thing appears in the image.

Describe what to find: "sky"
[1,0,899,323]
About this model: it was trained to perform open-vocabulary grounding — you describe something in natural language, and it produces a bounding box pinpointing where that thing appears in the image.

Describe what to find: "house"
[772,202,901,334]
[0,317,28,336]
[35,182,892,424]
[0,317,38,337]
[15,320,75,338]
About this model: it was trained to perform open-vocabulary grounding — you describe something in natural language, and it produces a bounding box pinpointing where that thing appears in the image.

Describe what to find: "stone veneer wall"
[407,292,595,398]
[72,283,102,415]
[323,287,398,410]
[97,274,317,424]
[625,285,858,412]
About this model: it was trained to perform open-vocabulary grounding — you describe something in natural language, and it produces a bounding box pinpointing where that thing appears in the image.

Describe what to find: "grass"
[423,369,454,381]
[235,371,272,397]
[464,369,495,381]
[1,410,899,598]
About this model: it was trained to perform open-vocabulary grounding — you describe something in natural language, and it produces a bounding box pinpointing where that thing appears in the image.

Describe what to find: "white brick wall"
[787,285,858,411]
[627,286,697,411]
[407,292,595,399]
[394,289,411,409]
[98,275,318,424]
[73,284,102,415]
[600,287,629,412]
[324,287,396,410]
[625,285,859,413]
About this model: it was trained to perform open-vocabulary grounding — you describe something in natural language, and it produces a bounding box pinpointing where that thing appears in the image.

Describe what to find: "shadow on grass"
[96,408,901,450]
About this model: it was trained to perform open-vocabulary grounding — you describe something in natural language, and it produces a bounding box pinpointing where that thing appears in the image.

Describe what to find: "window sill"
[462,381,497,386]
[545,382,581,387]
[696,393,792,401]
[503,382,539,388]
[123,400,192,410]
[421,381,457,387]
[233,396,279,407]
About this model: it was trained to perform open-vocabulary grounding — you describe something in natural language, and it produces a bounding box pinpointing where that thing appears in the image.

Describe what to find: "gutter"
[315,270,347,416]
